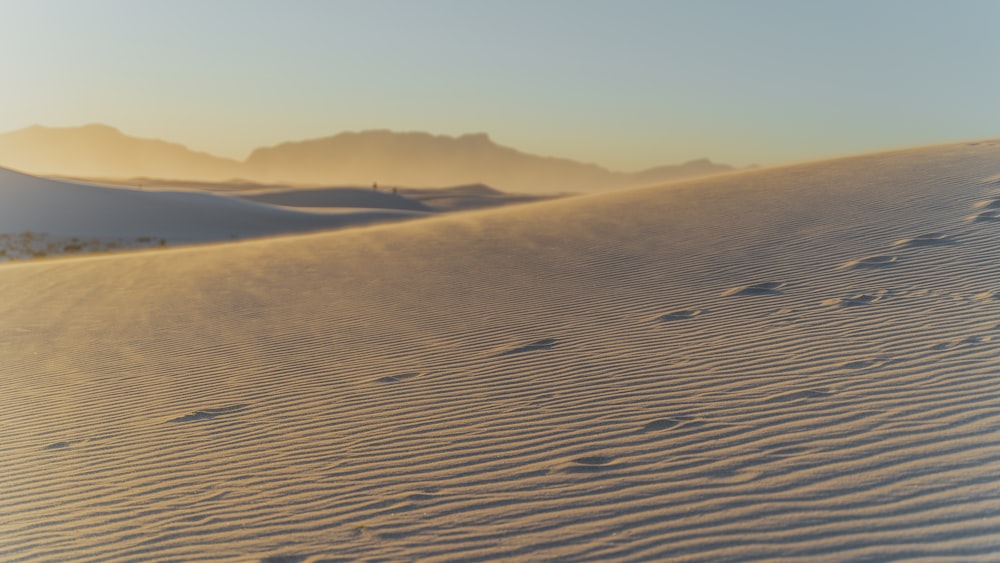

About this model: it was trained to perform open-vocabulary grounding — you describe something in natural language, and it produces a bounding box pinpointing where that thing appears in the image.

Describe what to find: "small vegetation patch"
[0,231,169,263]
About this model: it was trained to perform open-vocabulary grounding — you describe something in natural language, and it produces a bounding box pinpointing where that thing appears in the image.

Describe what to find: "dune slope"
[0,167,427,244]
[3,141,1000,561]
[237,187,434,212]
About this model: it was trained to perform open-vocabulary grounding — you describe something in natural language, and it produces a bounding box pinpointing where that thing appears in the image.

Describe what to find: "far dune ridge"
[0,166,429,259]
[0,124,735,193]
[5,140,1000,561]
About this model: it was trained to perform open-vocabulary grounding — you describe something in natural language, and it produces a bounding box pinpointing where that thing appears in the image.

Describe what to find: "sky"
[1,0,998,171]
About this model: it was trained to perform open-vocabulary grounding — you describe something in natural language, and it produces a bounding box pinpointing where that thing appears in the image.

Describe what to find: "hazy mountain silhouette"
[0,124,243,181]
[0,125,734,193]
[245,130,735,192]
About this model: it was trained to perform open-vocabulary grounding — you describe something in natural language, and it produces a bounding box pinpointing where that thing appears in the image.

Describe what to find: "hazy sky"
[1,0,998,171]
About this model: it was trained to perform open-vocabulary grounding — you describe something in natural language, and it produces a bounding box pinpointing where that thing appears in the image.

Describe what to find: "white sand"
[236,187,434,212]
[3,141,1000,561]
[0,167,428,244]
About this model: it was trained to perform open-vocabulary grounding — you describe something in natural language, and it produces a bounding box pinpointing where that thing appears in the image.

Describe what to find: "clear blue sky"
[1,0,998,170]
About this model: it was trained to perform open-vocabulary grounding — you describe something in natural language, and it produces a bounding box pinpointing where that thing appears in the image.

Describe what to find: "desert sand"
[0,167,430,259]
[4,141,1000,561]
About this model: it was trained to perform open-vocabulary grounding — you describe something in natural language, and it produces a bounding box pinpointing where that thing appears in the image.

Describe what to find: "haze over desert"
[4,1,1000,561]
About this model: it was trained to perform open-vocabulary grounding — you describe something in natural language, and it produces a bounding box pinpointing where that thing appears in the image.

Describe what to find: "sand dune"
[0,167,427,257]
[236,184,558,213]
[4,141,1000,561]
[236,187,434,212]
[396,184,559,212]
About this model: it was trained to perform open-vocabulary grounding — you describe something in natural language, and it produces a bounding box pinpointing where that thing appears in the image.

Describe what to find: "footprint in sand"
[496,338,558,356]
[931,335,993,350]
[656,309,705,321]
[892,233,955,248]
[975,197,1000,209]
[259,555,310,563]
[640,417,687,433]
[565,454,622,473]
[962,335,992,344]
[575,454,614,466]
[971,210,1000,222]
[822,292,888,308]
[842,356,894,370]
[973,291,1000,301]
[722,281,786,297]
[840,255,899,270]
[43,441,72,450]
[170,404,249,423]
[376,372,421,384]
[41,433,115,451]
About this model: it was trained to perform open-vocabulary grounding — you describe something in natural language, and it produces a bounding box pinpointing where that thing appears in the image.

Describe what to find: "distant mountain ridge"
[0,124,735,193]
[0,124,244,181]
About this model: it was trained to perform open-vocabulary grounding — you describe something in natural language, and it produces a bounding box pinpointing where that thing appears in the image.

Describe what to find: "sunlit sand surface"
[4,141,1000,561]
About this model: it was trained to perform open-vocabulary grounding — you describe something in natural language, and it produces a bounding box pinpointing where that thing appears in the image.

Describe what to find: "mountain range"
[0,124,736,193]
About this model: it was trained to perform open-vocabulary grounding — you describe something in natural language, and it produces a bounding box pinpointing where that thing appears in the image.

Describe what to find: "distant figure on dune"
[372,182,378,191]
